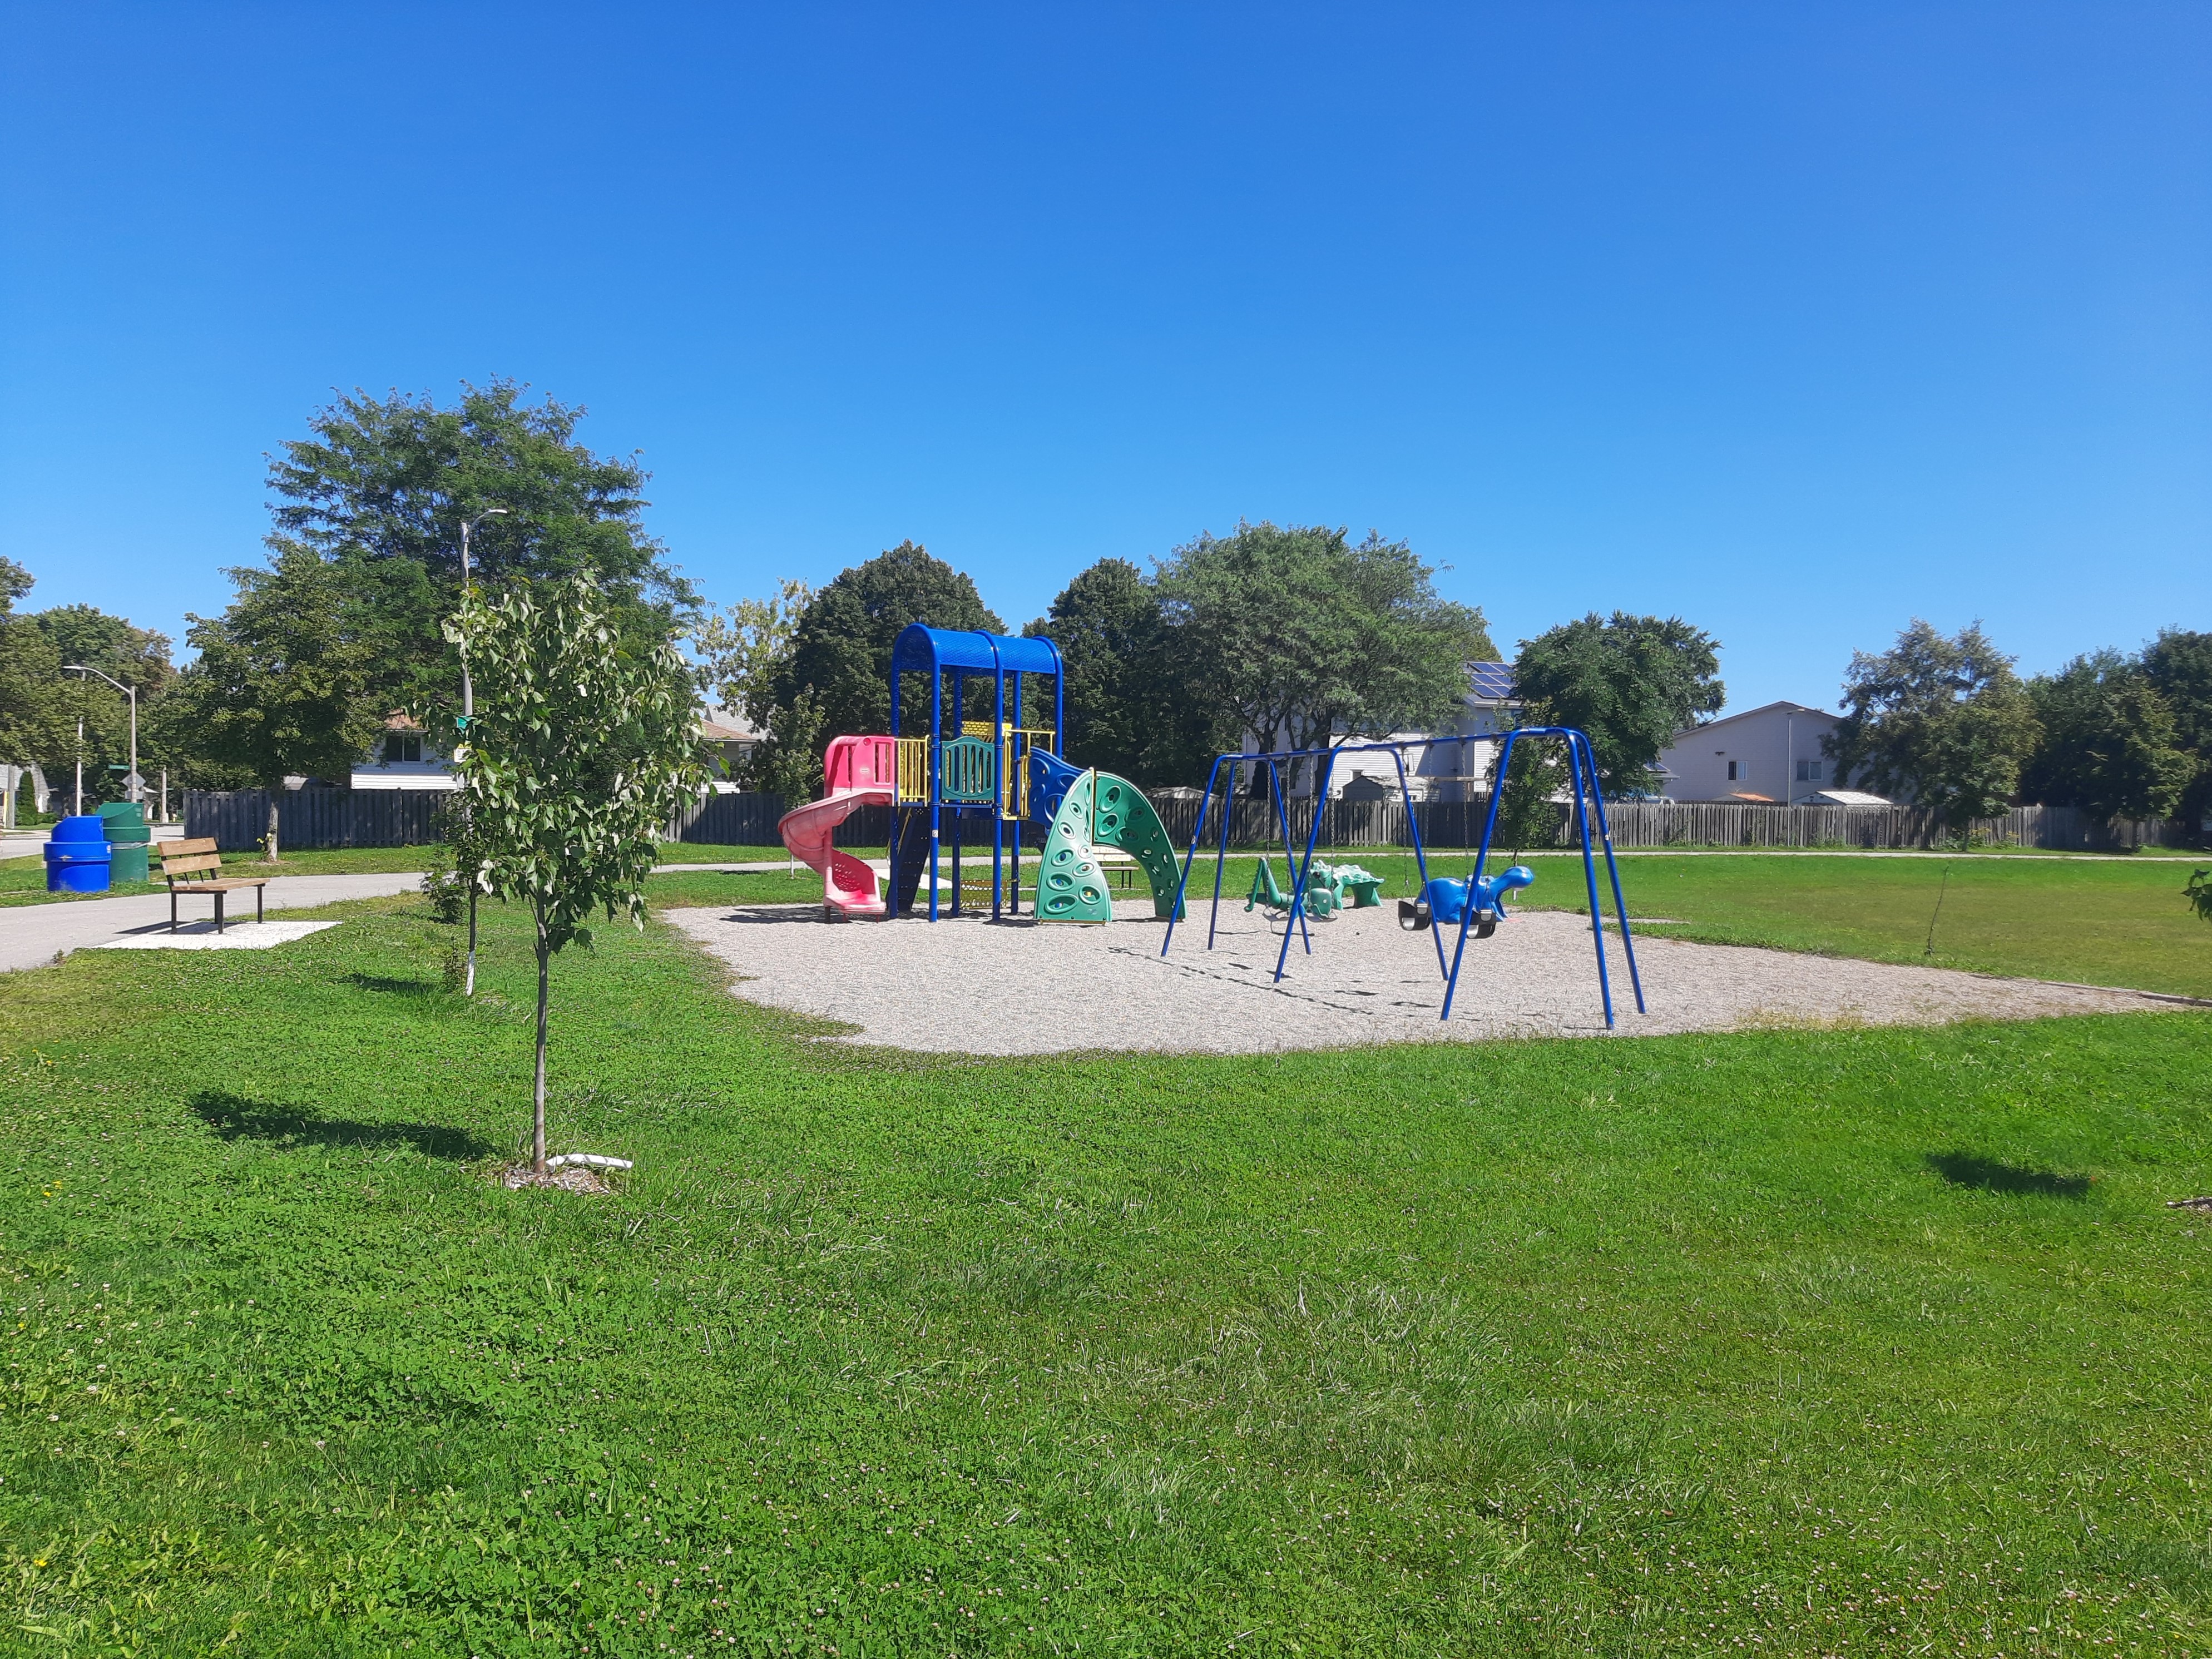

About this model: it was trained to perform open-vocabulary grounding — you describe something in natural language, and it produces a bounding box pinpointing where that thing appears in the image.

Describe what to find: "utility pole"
[62,665,138,806]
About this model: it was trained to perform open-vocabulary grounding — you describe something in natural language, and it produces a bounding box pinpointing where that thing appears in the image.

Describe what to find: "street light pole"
[62,665,138,807]
[456,508,507,996]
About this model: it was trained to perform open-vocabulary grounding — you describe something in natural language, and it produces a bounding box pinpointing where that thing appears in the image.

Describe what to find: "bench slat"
[172,879,269,892]
[162,838,220,856]
[160,853,226,875]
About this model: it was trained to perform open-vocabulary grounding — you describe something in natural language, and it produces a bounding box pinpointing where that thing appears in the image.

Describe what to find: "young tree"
[1154,523,1492,790]
[2144,629,2212,835]
[1028,558,1214,788]
[765,542,1003,796]
[265,380,696,723]
[690,577,813,785]
[446,573,706,1177]
[167,546,384,858]
[2023,651,2196,823]
[1509,612,1725,796]
[1825,620,2041,836]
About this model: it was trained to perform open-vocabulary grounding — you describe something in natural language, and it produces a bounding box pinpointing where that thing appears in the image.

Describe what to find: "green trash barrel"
[99,803,153,884]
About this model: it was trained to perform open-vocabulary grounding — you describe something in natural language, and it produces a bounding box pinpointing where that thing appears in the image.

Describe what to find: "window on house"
[1726,760,1737,781]
[1795,759,1823,782]
[384,732,423,764]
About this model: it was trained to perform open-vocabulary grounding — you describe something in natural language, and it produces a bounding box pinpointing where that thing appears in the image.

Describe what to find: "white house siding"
[1262,668,1520,801]
[1656,701,1848,804]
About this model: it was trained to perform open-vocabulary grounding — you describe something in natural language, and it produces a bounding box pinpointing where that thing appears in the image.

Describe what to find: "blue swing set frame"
[1160,726,1647,1027]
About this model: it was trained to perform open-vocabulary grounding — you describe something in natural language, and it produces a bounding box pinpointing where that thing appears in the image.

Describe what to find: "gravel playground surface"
[667,899,2167,1055]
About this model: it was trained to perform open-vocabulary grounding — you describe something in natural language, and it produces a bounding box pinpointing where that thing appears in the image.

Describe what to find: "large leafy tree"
[1825,621,2041,834]
[763,542,1002,798]
[0,561,69,796]
[1154,523,1492,790]
[1028,558,1213,788]
[29,603,175,801]
[1510,611,1725,797]
[2023,651,2196,823]
[446,573,706,1177]
[690,577,813,788]
[265,380,695,723]
[2143,628,2212,834]
[164,545,385,857]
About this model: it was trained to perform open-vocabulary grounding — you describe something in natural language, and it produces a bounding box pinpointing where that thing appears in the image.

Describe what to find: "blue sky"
[3,2,2205,715]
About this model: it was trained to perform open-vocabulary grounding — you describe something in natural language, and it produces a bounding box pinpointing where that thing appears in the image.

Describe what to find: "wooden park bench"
[157,837,268,933]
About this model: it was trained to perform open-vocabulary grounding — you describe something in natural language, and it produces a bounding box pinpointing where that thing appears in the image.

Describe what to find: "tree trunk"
[264,794,281,862]
[532,917,550,1173]
[462,799,479,996]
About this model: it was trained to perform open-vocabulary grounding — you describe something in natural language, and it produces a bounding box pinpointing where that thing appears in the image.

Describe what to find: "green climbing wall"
[1036,769,1114,923]
[1091,772,1185,920]
[1035,767,1187,924]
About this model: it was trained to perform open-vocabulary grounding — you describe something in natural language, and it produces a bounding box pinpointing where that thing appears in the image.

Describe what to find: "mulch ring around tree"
[494,1162,614,1194]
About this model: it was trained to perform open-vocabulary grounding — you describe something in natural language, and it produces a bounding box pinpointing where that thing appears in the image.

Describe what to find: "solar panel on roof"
[1467,662,1516,699]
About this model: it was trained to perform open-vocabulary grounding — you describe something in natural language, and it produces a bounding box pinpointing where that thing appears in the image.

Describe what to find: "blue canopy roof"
[891,624,1063,679]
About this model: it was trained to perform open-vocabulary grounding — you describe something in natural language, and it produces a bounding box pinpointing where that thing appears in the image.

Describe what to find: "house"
[1313,662,1521,801]
[700,706,763,789]
[350,707,760,793]
[1654,700,1885,805]
[352,712,457,791]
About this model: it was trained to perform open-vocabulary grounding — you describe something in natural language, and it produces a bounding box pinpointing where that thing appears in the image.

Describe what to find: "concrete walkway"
[0,872,422,974]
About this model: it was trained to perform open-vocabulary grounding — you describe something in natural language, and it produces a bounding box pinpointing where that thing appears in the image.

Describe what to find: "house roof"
[1725,790,1778,804]
[1811,789,1891,807]
[700,706,760,742]
[1669,699,1836,743]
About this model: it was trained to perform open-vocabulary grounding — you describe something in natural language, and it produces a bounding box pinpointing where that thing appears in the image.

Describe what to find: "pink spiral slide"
[777,734,897,917]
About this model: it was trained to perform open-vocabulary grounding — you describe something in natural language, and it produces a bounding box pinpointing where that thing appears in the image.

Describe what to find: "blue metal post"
[1441,729,1517,1022]
[1264,759,1313,959]
[888,653,904,921]
[1274,747,1335,982]
[1390,746,1449,980]
[1588,765,1646,1013]
[928,671,942,921]
[1162,754,1224,955]
[991,661,1006,920]
[1208,759,1241,948]
[1567,731,1616,1027]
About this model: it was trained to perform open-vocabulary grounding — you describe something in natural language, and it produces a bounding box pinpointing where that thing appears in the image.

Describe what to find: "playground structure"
[1245,856,1384,920]
[1163,727,1647,1027]
[776,625,1185,923]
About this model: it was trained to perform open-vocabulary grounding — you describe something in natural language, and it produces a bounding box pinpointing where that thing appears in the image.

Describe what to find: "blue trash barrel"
[44,816,113,893]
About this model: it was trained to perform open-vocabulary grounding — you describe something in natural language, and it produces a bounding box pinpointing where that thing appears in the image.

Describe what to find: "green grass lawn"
[3,888,2208,1654]
[0,848,447,909]
[1493,851,2212,1000]
[0,843,816,909]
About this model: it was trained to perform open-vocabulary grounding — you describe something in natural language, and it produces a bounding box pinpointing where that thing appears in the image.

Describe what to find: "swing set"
[1160,727,1648,1027]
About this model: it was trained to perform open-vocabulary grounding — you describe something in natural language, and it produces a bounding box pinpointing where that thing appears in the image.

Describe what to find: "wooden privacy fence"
[185,786,2200,855]
[1149,793,2193,853]
[185,788,444,850]
[667,792,889,849]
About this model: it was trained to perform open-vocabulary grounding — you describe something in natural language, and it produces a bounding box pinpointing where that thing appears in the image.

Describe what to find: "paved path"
[0,873,422,974]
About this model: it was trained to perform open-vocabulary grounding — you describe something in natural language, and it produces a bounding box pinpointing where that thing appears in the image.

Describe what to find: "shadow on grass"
[190,1091,491,1161]
[344,972,442,998]
[1927,1151,2092,1200]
